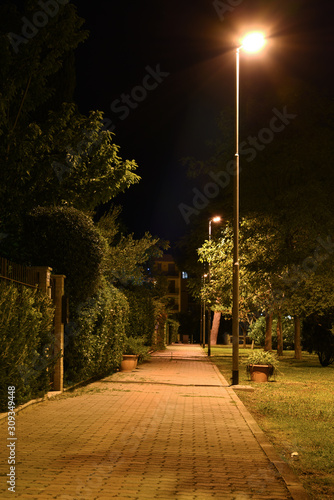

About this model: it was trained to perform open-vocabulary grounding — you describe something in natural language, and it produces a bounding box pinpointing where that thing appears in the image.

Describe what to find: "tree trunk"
[265,312,273,351]
[294,316,302,360]
[240,323,247,347]
[277,313,283,356]
[210,311,221,346]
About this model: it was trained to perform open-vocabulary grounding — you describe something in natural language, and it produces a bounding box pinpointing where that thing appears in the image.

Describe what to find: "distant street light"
[207,216,222,357]
[209,216,222,240]
[232,32,266,385]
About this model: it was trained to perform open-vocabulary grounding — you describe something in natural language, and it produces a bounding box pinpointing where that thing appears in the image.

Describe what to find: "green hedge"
[21,206,108,307]
[0,282,55,411]
[64,279,129,385]
[124,286,156,346]
[303,313,334,366]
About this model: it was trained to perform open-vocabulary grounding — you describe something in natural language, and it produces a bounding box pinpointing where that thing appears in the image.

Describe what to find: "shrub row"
[1,207,167,399]
[64,279,129,385]
[124,286,156,345]
[0,282,55,412]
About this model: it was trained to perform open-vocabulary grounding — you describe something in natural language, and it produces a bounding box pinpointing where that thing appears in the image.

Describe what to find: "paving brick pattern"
[0,345,309,499]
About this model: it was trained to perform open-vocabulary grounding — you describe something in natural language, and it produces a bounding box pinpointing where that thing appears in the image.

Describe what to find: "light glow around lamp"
[241,32,266,53]
[212,216,222,223]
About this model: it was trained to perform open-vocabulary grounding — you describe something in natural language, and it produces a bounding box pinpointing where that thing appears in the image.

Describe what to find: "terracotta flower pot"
[120,354,138,372]
[249,364,274,382]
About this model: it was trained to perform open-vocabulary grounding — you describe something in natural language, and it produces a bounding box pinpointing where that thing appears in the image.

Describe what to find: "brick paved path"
[0,345,309,499]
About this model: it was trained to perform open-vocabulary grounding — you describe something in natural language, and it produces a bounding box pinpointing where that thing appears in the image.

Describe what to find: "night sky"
[44,1,334,242]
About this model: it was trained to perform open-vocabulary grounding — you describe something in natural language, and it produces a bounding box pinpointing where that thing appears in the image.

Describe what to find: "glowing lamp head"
[241,32,266,53]
[212,216,222,223]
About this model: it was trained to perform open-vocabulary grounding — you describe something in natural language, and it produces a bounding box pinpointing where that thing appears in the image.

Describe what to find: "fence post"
[51,275,66,392]
[31,266,53,297]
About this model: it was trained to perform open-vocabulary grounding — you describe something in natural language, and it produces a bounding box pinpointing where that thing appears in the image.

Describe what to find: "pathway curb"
[208,358,310,500]
[227,387,311,500]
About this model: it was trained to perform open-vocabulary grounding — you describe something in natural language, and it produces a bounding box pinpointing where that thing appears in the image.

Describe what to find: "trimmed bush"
[64,279,129,385]
[316,329,334,367]
[21,206,108,307]
[166,317,180,344]
[0,282,55,411]
[303,314,334,367]
[125,286,155,345]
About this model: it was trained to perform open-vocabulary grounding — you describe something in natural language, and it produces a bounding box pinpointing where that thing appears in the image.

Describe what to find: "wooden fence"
[0,256,65,391]
[0,256,39,288]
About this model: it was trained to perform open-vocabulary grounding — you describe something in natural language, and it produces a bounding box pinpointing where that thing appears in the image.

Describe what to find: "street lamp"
[232,32,266,385]
[241,32,266,53]
[209,216,222,241]
[208,216,222,356]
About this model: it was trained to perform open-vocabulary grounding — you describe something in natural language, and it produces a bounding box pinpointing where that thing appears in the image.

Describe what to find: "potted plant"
[120,336,150,372]
[243,350,279,382]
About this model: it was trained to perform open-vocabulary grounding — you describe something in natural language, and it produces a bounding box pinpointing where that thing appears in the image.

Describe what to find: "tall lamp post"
[208,216,222,356]
[232,32,266,385]
[202,274,208,349]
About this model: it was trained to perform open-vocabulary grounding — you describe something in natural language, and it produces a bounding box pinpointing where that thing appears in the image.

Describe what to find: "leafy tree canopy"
[0,0,88,128]
[198,214,334,321]
[0,1,140,229]
[179,79,334,324]
[97,209,169,287]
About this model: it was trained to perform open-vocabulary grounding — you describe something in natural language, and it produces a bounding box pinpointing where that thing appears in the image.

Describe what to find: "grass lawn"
[207,346,334,500]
